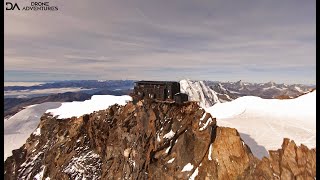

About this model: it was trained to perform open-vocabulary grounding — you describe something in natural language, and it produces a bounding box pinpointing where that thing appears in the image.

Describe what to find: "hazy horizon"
[5,0,316,84]
[4,79,316,86]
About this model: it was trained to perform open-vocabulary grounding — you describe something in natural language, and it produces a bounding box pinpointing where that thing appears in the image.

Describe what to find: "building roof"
[135,81,179,85]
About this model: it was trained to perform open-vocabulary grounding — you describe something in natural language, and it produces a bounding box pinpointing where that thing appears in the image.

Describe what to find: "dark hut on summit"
[132,81,188,103]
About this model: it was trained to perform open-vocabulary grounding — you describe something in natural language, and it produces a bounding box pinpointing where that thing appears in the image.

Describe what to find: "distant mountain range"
[4,79,314,117]
[181,79,315,108]
[4,92,92,118]
[213,80,315,99]
[4,80,134,118]
[4,80,134,91]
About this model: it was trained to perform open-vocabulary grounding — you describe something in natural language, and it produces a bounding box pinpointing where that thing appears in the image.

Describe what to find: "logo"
[5,1,59,11]
[6,2,20,10]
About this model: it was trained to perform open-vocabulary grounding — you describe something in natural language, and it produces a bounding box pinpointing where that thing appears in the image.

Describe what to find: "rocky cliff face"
[240,138,316,179]
[4,101,316,179]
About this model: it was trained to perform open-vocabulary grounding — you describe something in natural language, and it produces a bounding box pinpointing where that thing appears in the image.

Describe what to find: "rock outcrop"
[240,138,316,179]
[4,100,316,179]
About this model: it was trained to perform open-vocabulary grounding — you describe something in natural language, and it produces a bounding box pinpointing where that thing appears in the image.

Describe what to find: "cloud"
[4,87,93,97]
[4,0,316,84]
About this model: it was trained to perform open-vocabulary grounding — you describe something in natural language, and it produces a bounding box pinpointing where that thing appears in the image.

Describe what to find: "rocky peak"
[213,83,225,93]
[235,80,244,87]
[266,81,276,87]
[4,100,316,179]
[239,138,316,179]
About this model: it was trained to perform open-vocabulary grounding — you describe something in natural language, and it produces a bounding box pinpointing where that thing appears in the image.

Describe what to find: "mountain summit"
[4,99,316,179]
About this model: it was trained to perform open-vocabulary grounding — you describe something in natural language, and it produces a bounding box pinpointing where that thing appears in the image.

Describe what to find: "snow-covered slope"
[4,102,62,160]
[180,79,220,108]
[5,95,132,161]
[46,95,132,119]
[206,91,316,159]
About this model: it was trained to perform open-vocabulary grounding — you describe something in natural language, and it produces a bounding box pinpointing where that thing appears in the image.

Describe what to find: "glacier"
[206,91,316,159]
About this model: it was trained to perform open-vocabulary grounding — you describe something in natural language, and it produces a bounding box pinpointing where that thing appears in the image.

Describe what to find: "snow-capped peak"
[235,80,244,87]
[180,79,220,108]
[266,81,276,86]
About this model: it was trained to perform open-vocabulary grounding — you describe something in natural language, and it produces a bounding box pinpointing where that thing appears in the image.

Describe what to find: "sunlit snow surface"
[4,95,132,161]
[4,102,62,160]
[206,91,316,159]
[181,163,194,172]
[46,95,132,119]
[180,79,220,108]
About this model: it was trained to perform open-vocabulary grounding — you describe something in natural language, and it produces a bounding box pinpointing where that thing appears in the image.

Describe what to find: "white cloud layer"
[4,88,93,96]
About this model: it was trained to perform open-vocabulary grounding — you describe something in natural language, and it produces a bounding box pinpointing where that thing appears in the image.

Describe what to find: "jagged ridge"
[4,101,316,179]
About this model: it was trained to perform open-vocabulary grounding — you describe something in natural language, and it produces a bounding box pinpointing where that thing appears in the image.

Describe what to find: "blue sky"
[4,0,316,84]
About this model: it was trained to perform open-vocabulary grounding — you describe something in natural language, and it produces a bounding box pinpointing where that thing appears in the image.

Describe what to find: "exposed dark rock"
[4,101,316,179]
[239,138,316,180]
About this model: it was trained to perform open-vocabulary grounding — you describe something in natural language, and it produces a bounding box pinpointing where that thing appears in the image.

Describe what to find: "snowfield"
[4,102,62,160]
[4,95,132,161]
[206,91,316,159]
[46,95,132,119]
[4,88,315,165]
